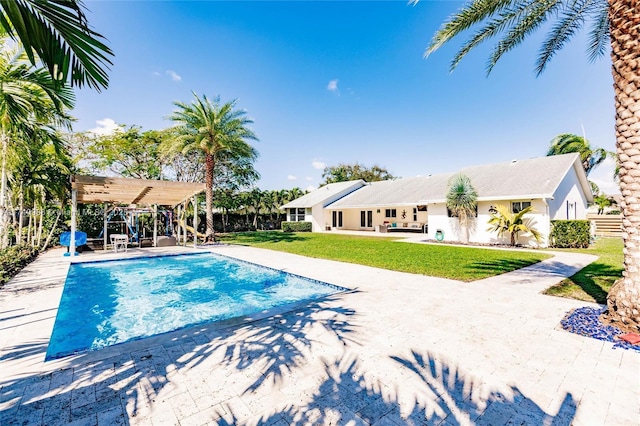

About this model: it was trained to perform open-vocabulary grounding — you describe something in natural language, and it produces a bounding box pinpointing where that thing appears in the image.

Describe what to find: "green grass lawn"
[219,232,550,282]
[544,237,623,304]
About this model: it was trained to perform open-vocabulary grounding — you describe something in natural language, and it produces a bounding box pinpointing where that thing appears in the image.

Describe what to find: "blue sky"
[74,1,618,194]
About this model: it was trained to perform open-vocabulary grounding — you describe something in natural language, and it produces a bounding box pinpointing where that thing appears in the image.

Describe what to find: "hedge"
[281,221,312,232]
[549,220,591,248]
[0,244,39,286]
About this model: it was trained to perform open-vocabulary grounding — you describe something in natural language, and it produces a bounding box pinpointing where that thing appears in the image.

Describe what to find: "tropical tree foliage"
[81,125,167,179]
[419,0,640,331]
[0,0,113,90]
[547,133,608,176]
[165,92,258,242]
[445,173,477,242]
[0,38,74,248]
[487,204,542,246]
[321,163,396,185]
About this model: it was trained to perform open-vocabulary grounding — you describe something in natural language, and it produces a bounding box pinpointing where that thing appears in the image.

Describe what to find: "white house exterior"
[281,180,366,231]
[284,154,593,247]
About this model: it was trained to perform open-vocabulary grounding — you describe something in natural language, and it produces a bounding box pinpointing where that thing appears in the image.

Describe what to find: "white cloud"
[287,175,297,180]
[327,79,339,92]
[166,70,182,82]
[152,71,161,76]
[305,185,316,192]
[88,118,119,136]
[312,160,326,170]
[305,176,314,181]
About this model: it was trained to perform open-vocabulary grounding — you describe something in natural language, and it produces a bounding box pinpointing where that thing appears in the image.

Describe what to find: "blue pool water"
[46,252,344,360]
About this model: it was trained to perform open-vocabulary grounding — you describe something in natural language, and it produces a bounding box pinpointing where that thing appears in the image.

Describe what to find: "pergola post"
[103,203,108,251]
[153,204,158,248]
[70,188,77,257]
[177,204,182,244]
[193,196,197,249]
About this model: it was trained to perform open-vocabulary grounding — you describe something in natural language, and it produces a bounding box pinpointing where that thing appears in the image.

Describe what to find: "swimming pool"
[46,252,345,360]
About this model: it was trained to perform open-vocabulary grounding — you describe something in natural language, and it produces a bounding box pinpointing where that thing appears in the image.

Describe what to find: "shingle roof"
[281,180,365,208]
[326,153,590,209]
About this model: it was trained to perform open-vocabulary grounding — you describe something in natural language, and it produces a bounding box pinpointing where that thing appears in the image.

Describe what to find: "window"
[289,208,305,222]
[385,209,397,218]
[512,201,531,213]
[413,208,418,222]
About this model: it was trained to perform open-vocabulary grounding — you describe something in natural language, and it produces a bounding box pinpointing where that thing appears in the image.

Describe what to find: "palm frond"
[586,1,609,61]
[427,0,515,56]
[487,0,561,74]
[0,0,113,90]
[535,0,594,75]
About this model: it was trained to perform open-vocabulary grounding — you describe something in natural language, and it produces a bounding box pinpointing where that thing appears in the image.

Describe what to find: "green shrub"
[549,220,591,248]
[0,244,39,286]
[606,210,621,215]
[281,221,312,232]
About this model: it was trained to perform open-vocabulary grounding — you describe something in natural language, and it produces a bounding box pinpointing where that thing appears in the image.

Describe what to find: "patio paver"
[0,244,638,425]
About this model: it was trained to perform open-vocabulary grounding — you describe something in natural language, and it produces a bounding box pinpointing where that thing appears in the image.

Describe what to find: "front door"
[360,210,373,228]
[332,211,343,228]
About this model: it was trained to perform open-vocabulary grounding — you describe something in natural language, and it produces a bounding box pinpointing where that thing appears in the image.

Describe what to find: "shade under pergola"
[68,175,206,256]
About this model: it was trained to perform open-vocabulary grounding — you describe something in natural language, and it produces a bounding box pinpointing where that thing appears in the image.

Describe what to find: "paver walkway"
[0,245,638,425]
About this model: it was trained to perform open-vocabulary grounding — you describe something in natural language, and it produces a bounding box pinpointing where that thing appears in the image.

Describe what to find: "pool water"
[46,252,344,360]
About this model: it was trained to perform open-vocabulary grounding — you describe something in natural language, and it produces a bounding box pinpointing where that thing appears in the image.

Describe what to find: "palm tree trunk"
[0,132,9,249]
[18,186,23,244]
[36,192,45,247]
[601,0,640,332]
[41,206,62,251]
[26,208,32,247]
[204,153,215,242]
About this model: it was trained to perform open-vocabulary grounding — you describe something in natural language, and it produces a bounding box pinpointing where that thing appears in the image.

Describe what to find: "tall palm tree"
[446,173,477,243]
[487,204,542,246]
[547,133,608,176]
[0,0,113,90]
[166,92,258,242]
[419,0,639,331]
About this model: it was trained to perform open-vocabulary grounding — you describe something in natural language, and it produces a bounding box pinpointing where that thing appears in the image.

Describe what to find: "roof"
[71,175,205,207]
[281,180,365,208]
[324,175,452,209]
[327,153,592,209]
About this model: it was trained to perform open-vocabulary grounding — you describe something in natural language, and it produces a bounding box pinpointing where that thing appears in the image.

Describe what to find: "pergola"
[69,175,206,255]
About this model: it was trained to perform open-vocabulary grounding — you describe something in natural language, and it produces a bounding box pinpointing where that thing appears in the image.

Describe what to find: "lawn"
[544,237,623,304]
[219,232,550,282]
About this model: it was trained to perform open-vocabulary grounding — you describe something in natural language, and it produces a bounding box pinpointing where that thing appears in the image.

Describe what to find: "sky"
[73,0,619,194]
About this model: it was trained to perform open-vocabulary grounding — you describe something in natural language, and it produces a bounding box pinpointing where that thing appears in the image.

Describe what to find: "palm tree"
[0,0,113,90]
[166,92,258,242]
[487,205,542,246]
[547,134,608,176]
[446,173,477,243]
[419,0,639,331]
[0,39,74,247]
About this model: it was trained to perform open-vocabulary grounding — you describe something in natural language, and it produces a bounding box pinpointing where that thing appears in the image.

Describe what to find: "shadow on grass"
[464,258,543,278]
[219,231,310,245]
[544,262,622,304]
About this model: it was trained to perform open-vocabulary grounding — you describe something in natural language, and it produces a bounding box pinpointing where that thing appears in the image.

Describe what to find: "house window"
[413,208,418,221]
[512,201,531,213]
[385,209,397,218]
[289,208,305,222]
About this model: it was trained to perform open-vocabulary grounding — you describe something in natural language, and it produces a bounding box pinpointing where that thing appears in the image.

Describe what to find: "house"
[282,153,593,247]
[281,180,366,231]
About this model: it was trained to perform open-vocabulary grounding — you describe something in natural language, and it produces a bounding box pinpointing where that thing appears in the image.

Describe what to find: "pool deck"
[0,244,638,425]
